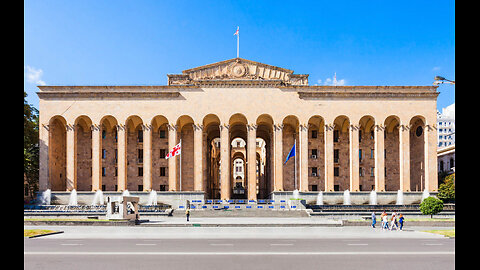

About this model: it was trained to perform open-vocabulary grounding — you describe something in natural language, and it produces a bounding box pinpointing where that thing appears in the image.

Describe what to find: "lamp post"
[434,76,455,85]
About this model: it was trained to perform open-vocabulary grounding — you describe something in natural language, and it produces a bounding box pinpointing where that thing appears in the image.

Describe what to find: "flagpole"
[294,138,297,190]
[237,28,239,58]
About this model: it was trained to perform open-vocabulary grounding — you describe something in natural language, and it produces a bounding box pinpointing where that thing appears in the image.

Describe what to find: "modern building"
[37,58,439,202]
[437,103,455,148]
[438,144,455,175]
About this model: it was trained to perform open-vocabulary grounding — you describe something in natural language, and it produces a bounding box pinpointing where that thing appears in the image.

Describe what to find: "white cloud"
[25,65,46,86]
[432,66,441,71]
[317,75,346,86]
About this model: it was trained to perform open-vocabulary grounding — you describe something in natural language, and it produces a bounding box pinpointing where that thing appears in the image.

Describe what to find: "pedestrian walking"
[371,212,376,228]
[186,208,190,222]
[392,210,398,228]
[389,213,398,231]
[382,214,389,230]
[399,214,405,231]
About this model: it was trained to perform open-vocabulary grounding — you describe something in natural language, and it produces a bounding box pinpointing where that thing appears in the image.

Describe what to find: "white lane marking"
[270,243,294,246]
[347,243,368,246]
[423,243,444,246]
[60,244,83,246]
[209,243,233,246]
[136,244,157,246]
[24,251,455,256]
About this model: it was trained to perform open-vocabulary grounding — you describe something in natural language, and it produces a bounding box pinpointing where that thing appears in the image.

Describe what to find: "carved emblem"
[231,63,247,78]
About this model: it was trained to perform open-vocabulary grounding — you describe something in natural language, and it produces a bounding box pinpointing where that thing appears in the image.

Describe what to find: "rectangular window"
[138,167,143,176]
[371,149,374,159]
[334,185,340,191]
[311,149,317,158]
[334,167,339,176]
[359,167,363,177]
[138,185,143,191]
[311,130,318,139]
[359,149,362,163]
[311,167,318,176]
[102,185,106,191]
[114,130,118,142]
[159,129,166,138]
[334,149,339,163]
[115,167,118,176]
[370,167,375,177]
[138,149,143,163]
[115,149,118,162]
[160,149,166,159]
[333,130,339,142]
[102,130,106,139]
[102,149,106,159]
[102,167,106,176]
[359,130,362,142]
[311,185,318,191]
[138,129,143,142]
[160,185,167,191]
[160,167,166,176]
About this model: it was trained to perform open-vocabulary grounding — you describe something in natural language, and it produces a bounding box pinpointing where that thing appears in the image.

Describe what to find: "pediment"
[167,58,308,86]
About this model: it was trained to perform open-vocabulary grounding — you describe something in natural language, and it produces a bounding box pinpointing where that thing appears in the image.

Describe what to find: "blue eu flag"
[284,142,296,164]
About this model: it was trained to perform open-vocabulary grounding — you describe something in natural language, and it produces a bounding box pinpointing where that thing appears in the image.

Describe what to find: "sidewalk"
[139,217,342,227]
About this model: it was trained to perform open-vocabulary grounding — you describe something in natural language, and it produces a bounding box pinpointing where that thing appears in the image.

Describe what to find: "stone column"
[424,124,438,191]
[247,124,257,200]
[220,124,230,200]
[374,125,386,192]
[91,124,102,191]
[117,124,127,191]
[39,123,50,191]
[324,124,335,191]
[65,124,76,191]
[399,124,410,191]
[168,124,178,191]
[142,124,152,191]
[193,124,204,191]
[273,124,283,191]
[299,124,309,192]
[349,125,360,192]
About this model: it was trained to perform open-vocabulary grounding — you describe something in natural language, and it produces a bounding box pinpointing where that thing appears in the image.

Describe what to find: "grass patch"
[422,229,455,237]
[24,229,57,238]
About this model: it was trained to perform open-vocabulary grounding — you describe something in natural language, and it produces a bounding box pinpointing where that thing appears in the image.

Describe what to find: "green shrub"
[420,196,444,218]
[437,174,455,203]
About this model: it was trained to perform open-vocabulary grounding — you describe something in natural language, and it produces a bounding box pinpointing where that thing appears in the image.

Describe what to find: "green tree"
[24,91,39,200]
[437,173,455,203]
[419,196,444,218]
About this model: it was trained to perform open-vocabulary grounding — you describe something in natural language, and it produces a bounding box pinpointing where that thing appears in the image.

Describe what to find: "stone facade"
[37,58,439,201]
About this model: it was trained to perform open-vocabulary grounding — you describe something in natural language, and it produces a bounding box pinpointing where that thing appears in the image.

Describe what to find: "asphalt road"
[24,231,455,270]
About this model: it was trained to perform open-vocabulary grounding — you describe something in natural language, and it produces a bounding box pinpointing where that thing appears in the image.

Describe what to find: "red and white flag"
[234,26,239,36]
[165,142,181,159]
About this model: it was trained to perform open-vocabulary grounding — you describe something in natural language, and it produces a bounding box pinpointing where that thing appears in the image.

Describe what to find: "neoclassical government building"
[38,58,439,202]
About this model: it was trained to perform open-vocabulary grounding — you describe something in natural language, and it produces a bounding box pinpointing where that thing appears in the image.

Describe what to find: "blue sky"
[24,0,455,111]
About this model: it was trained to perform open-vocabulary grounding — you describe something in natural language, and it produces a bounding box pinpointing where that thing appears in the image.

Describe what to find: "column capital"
[115,124,126,131]
[273,123,284,131]
[219,124,230,131]
[374,124,385,131]
[349,124,360,131]
[299,124,309,131]
[90,124,101,131]
[66,124,76,131]
[246,124,257,131]
[193,123,204,131]
[399,124,411,131]
[324,124,335,131]
[167,124,178,131]
[142,124,153,131]
[424,124,436,131]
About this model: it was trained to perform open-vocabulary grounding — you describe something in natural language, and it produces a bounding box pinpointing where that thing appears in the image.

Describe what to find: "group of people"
[371,211,404,231]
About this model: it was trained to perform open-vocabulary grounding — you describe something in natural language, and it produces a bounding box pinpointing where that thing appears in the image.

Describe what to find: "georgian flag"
[234,26,239,36]
[165,142,181,159]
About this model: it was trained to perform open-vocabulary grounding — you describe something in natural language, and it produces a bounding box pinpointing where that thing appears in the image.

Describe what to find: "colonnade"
[43,114,438,201]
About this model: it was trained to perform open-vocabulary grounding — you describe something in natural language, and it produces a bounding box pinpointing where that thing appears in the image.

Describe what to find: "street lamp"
[434,76,455,85]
